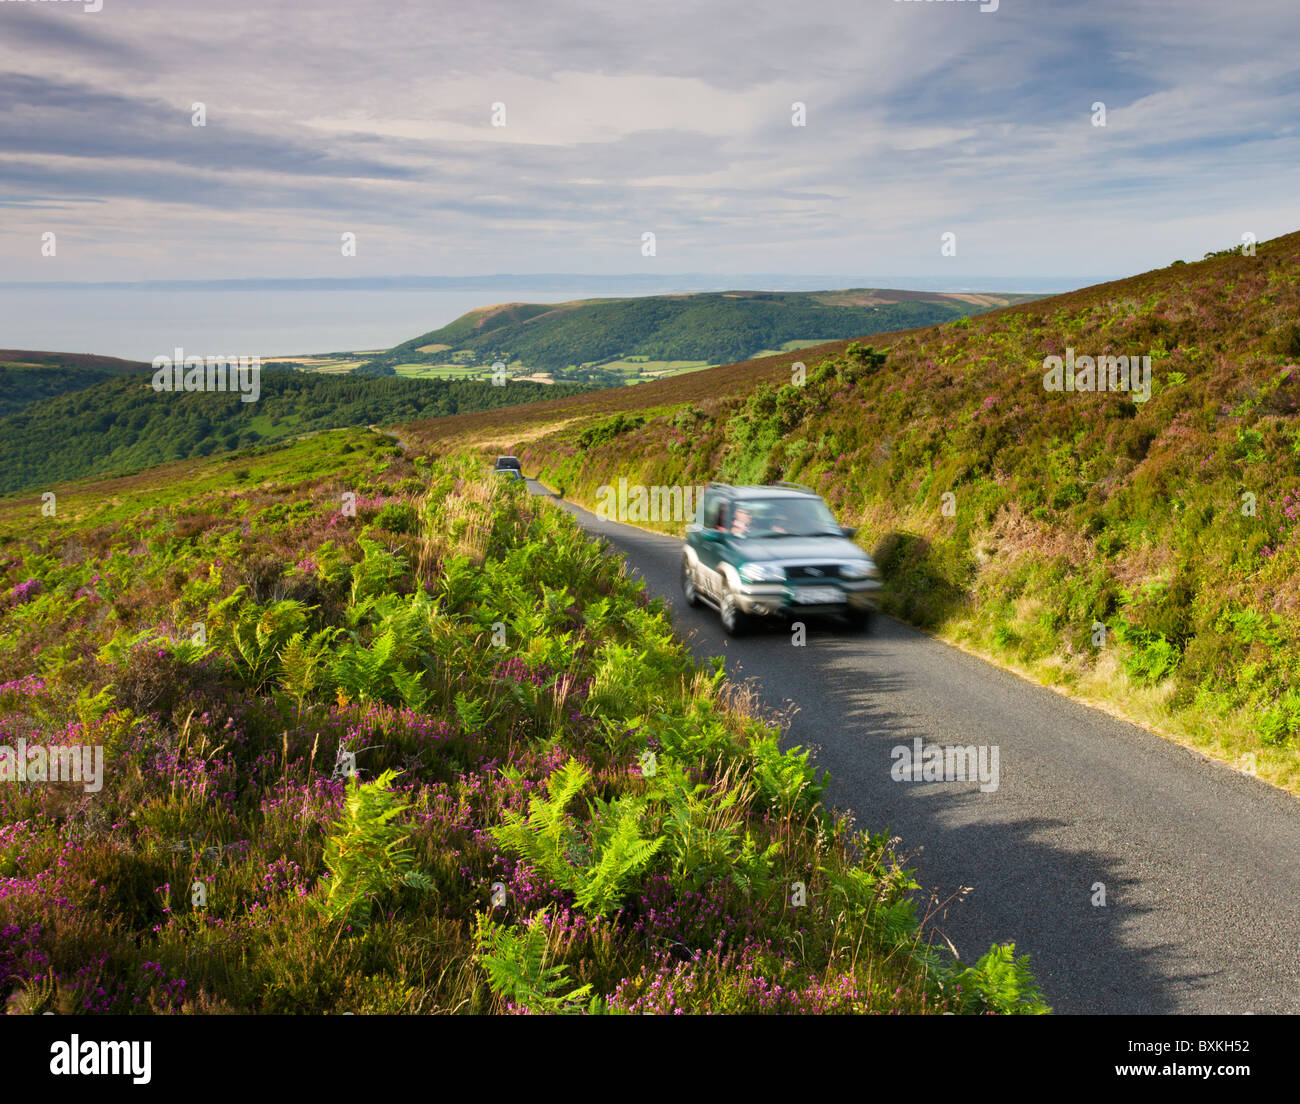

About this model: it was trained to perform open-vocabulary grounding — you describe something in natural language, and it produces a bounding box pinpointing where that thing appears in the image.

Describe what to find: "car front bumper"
[732,579,882,618]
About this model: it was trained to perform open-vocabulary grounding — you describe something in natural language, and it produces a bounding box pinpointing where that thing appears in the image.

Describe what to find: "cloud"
[0,4,140,62]
[0,0,1296,280]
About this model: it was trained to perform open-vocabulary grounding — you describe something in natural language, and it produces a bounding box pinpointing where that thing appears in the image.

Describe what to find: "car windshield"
[495,458,521,470]
[730,497,841,538]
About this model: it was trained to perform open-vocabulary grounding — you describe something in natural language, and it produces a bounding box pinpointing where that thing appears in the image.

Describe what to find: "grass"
[395,358,717,385]
[394,357,716,386]
[590,357,712,377]
[394,363,487,378]
[750,340,833,357]
[395,363,520,381]
[262,356,369,374]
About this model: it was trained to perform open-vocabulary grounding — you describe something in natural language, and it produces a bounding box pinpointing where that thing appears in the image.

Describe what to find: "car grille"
[786,564,840,580]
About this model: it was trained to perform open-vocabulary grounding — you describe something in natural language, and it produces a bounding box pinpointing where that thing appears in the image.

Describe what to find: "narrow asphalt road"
[527,478,1300,1015]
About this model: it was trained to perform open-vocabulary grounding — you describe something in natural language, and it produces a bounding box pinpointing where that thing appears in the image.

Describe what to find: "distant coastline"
[0,272,1091,294]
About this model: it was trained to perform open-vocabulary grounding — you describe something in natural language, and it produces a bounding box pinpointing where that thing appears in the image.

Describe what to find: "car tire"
[844,607,872,633]
[681,555,702,608]
[720,583,750,637]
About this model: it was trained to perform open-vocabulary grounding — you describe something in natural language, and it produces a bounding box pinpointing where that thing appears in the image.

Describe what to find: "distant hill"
[0,350,151,419]
[352,289,1041,382]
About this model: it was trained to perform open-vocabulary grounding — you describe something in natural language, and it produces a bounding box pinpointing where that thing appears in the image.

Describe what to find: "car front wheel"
[720,584,750,636]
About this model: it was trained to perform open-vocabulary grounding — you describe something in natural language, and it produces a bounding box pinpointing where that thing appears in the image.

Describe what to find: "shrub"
[1116,624,1180,685]
[577,413,646,449]
[1257,692,1300,746]
[1271,323,1300,359]
[316,769,432,926]
[374,502,418,534]
[489,758,664,916]
[474,910,595,1014]
[945,943,1050,1015]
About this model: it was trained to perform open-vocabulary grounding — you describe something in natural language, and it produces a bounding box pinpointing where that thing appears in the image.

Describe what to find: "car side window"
[703,494,728,532]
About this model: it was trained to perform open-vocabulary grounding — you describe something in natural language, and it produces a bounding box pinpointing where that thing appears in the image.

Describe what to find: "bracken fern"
[316,768,432,926]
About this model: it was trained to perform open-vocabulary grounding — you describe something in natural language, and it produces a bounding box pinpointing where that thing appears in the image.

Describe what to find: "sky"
[1,0,1297,284]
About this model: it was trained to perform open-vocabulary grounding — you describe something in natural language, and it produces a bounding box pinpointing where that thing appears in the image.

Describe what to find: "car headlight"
[840,559,878,580]
[739,562,786,583]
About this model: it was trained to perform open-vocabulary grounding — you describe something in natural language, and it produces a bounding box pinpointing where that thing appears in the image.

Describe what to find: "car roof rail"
[771,480,814,493]
[705,481,734,491]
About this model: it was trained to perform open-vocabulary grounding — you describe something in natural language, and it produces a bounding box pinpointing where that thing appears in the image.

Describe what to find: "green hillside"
[356,289,1040,382]
[0,371,590,495]
[0,351,152,419]
[416,232,1300,793]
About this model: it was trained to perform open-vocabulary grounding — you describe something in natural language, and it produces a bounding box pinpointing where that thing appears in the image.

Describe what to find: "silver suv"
[682,482,882,635]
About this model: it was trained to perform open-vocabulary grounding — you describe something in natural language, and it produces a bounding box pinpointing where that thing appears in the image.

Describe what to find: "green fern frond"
[315,768,430,926]
[474,910,596,1014]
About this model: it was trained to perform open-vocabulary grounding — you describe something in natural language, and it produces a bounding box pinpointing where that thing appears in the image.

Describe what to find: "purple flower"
[8,578,42,606]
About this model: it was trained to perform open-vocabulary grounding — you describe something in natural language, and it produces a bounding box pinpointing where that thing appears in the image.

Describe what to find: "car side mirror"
[841,526,857,539]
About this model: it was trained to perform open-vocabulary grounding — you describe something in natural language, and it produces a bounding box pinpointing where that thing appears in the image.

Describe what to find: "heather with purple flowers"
[8,577,42,606]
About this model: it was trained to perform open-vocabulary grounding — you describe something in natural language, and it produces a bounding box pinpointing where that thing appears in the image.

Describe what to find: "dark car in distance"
[493,456,524,482]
